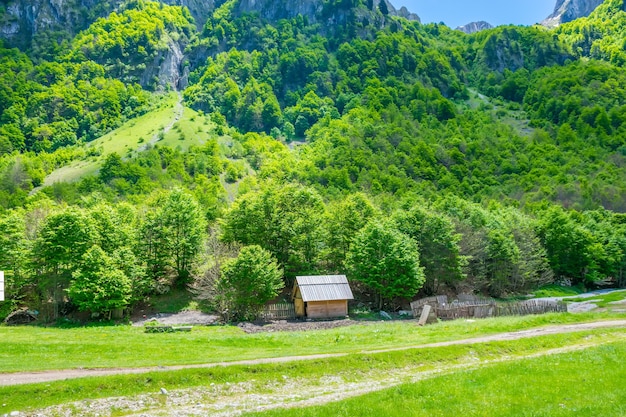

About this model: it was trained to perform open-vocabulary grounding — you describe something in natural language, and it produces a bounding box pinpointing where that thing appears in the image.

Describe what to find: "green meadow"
[1,313,624,373]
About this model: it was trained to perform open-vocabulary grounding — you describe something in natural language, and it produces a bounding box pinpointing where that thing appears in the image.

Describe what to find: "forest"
[1,0,626,321]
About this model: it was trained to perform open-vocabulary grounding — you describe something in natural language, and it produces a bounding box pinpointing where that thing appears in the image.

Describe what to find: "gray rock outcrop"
[235,0,420,24]
[541,0,604,27]
[0,0,118,48]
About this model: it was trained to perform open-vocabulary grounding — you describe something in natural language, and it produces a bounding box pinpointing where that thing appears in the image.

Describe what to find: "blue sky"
[392,0,557,28]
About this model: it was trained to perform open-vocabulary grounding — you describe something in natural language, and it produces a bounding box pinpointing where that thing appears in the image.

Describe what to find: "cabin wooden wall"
[306,300,348,318]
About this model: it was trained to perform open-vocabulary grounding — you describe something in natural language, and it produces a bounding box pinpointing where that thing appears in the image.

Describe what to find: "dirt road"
[2,319,625,387]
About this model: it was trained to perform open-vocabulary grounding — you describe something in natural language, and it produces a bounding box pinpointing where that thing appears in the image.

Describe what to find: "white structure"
[0,271,4,301]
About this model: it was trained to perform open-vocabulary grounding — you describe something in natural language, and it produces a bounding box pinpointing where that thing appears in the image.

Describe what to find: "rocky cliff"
[0,0,216,49]
[541,0,604,27]
[235,0,419,24]
[0,0,118,49]
[456,21,493,34]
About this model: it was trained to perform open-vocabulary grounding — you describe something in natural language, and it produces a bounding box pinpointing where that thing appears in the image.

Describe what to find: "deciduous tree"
[217,245,283,321]
[345,220,423,310]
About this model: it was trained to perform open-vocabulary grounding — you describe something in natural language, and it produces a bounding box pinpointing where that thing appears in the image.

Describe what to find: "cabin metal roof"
[295,275,354,302]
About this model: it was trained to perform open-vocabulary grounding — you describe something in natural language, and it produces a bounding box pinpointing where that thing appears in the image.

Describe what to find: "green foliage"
[218,245,284,321]
[223,182,325,279]
[323,193,379,272]
[139,188,207,286]
[68,0,196,88]
[0,211,29,304]
[557,0,626,64]
[3,0,626,320]
[345,220,424,309]
[0,44,151,153]
[67,245,133,316]
[393,204,465,295]
[537,206,596,285]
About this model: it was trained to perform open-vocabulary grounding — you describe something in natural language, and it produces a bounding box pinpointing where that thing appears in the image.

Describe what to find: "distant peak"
[456,21,493,34]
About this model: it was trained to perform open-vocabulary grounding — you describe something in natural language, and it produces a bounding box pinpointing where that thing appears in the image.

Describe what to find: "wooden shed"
[292,275,354,319]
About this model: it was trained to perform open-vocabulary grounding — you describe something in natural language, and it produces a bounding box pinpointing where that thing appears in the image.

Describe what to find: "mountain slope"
[542,0,604,27]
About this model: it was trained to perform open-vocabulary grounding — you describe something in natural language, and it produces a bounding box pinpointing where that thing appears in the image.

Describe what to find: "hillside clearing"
[39,93,185,186]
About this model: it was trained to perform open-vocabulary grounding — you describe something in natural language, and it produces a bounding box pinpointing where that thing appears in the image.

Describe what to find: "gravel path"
[2,319,625,387]
[533,289,626,313]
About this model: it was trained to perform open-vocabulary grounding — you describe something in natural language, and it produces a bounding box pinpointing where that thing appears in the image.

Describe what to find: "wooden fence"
[410,295,448,311]
[495,299,567,316]
[411,295,566,321]
[259,302,296,320]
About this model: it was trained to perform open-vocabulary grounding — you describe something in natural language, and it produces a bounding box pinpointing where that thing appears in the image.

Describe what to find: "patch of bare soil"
[237,318,381,333]
[132,311,220,327]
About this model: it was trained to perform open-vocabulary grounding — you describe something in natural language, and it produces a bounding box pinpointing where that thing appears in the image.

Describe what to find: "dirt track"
[2,319,625,387]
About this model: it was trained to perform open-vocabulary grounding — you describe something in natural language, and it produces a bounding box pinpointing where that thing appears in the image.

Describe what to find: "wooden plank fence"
[259,302,296,320]
[495,299,567,316]
[410,295,448,311]
[411,295,566,322]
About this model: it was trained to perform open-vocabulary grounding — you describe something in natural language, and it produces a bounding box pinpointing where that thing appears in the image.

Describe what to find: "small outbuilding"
[292,275,354,319]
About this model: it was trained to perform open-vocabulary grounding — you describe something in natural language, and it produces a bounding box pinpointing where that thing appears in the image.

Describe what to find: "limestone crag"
[394,6,420,22]
[236,0,419,24]
[456,21,493,34]
[0,0,118,48]
[541,0,604,27]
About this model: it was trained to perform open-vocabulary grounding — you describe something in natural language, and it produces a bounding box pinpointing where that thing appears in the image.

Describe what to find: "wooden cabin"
[292,275,354,319]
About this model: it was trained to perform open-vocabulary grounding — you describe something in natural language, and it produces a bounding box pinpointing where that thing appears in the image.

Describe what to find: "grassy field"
[245,340,626,417]
[1,312,625,373]
[159,106,215,151]
[532,284,586,298]
[1,328,624,414]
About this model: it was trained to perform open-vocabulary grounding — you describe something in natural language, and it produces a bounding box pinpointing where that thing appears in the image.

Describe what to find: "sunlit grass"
[1,329,624,414]
[159,106,215,151]
[532,284,586,298]
[247,340,626,417]
[0,312,624,373]
[41,92,179,185]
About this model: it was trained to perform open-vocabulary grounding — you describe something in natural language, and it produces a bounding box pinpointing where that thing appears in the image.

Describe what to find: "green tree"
[324,193,379,272]
[68,246,132,318]
[223,183,325,279]
[32,208,97,317]
[217,245,284,321]
[0,211,29,316]
[161,189,207,285]
[345,220,424,310]
[393,206,465,295]
[139,189,206,286]
[537,207,594,285]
